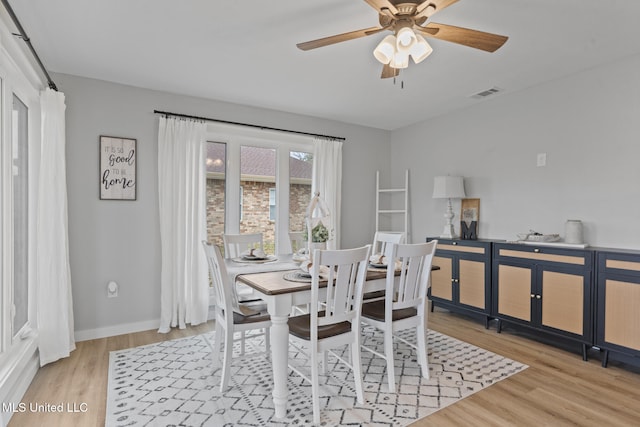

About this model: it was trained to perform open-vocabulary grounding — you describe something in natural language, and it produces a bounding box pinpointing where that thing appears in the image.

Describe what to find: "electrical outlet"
[537,153,547,167]
[107,281,118,298]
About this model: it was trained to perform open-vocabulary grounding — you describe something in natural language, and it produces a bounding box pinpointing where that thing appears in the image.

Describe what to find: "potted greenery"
[309,222,329,243]
[303,221,330,257]
[304,192,332,258]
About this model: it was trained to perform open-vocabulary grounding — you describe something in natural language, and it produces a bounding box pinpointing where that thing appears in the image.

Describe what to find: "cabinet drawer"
[429,238,491,255]
[494,243,592,268]
[598,251,640,278]
[438,243,487,255]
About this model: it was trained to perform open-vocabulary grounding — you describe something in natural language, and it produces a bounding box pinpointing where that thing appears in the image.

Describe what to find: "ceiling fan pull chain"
[391,76,405,90]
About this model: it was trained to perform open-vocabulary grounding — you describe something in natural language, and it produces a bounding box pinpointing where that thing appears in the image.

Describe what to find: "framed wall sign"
[460,198,480,240]
[99,136,137,200]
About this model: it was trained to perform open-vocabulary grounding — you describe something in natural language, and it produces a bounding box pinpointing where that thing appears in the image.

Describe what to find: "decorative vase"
[565,220,583,244]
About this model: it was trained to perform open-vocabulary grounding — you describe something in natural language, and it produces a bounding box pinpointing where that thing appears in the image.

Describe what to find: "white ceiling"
[9,0,640,130]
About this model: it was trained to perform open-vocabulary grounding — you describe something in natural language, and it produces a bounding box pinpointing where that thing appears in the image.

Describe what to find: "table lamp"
[432,176,466,239]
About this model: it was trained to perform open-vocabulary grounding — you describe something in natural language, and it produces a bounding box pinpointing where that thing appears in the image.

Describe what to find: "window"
[1,76,37,365]
[205,123,314,254]
[205,142,226,249]
[0,23,43,406]
[269,188,276,221]
[289,151,313,234]
[11,94,29,339]
[240,145,276,252]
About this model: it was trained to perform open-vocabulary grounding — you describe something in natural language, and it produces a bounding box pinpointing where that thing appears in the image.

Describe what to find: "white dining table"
[225,254,301,300]
[228,256,389,419]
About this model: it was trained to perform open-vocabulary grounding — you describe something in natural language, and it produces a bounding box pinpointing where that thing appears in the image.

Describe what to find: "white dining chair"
[371,231,405,258]
[364,231,406,302]
[222,233,264,259]
[202,241,272,392]
[289,231,305,253]
[287,244,371,425]
[289,230,310,315]
[222,232,265,302]
[360,240,437,392]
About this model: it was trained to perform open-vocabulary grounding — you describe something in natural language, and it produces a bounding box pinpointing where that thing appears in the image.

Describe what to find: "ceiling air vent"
[470,86,503,100]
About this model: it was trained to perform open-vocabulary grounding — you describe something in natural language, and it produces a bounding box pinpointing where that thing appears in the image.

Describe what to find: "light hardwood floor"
[8,309,640,426]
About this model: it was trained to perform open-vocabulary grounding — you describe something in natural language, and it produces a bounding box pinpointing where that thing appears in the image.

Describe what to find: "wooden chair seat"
[289,311,351,340]
[232,310,271,325]
[361,299,417,322]
[362,290,386,300]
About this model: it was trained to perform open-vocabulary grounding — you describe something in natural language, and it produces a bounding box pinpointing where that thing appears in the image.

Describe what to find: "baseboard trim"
[75,302,217,342]
[74,319,161,342]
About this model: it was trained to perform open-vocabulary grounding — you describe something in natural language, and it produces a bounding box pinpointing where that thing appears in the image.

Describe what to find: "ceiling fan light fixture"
[396,27,417,51]
[410,34,433,64]
[390,51,409,69]
[297,0,509,79]
[373,34,397,64]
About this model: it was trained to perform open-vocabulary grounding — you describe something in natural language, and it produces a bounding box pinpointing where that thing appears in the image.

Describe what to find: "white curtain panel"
[157,116,209,333]
[37,88,75,366]
[312,137,343,249]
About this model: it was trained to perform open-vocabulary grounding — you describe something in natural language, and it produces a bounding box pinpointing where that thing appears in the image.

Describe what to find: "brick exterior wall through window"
[206,178,311,252]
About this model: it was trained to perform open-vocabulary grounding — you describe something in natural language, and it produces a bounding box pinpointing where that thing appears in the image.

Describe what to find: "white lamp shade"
[373,35,396,64]
[410,34,433,64]
[432,176,466,199]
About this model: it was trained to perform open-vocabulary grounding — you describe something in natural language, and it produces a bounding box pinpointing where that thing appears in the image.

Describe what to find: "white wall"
[55,73,390,339]
[391,53,640,249]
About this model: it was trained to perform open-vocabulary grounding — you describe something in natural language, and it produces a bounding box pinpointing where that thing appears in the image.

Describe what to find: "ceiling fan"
[296,0,508,78]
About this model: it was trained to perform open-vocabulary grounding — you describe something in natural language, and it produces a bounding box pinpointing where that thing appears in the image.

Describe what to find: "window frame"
[0,29,42,391]
[10,92,30,340]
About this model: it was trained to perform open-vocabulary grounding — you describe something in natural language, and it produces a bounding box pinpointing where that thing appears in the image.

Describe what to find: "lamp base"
[440,198,458,239]
[440,225,458,239]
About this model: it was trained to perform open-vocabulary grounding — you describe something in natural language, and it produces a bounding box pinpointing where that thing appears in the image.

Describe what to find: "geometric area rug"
[106,327,527,426]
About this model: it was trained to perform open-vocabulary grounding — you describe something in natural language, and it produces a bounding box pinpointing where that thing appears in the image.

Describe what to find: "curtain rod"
[153,110,346,141]
[2,0,57,90]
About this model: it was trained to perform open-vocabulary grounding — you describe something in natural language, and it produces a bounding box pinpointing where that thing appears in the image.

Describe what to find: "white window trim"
[0,10,44,414]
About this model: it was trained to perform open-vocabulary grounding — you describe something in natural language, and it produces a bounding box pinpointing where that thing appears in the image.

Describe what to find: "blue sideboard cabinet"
[424,237,640,367]
[492,242,594,360]
[427,238,493,328]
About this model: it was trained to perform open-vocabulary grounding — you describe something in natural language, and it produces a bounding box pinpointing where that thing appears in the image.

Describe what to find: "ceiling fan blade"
[415,0,460,19]
[365,26,390,36]
[413,25,439,36]
[418,22,508,52]
[363,0,399,15]
[381,63,399,79]
[297,26,383,51]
